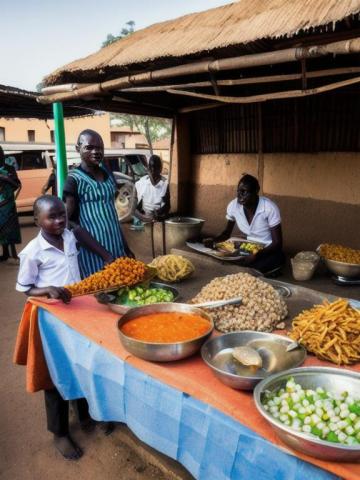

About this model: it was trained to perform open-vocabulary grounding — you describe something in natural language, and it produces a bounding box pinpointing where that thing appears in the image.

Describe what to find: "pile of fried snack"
[190,272,288,332]
[289,298,360,365]
[66,257,146,296]
[319,243,360,264]
[149,255,194,283]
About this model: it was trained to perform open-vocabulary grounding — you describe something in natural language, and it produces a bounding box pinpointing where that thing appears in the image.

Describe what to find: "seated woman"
[210,174,285,275]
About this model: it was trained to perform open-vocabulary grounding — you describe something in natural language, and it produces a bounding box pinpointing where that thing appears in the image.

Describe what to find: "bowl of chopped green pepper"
[95,282,179,314]
[254,367,360,461]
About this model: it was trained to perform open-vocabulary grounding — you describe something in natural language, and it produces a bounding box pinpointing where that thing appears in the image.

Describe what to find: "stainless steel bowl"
[95,282,179,314]
[117,303,214,362]
[201,332,306,391]
[324,257,360,278]
[254,367,360,462]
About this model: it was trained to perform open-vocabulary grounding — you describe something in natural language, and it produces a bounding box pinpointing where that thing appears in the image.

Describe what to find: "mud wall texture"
[183,153,360,253]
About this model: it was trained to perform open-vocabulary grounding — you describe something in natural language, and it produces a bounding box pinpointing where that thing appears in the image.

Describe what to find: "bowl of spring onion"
[254,367,360,461]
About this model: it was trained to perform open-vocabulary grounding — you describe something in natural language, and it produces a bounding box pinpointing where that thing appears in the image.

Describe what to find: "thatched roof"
[0,84,93,119]
[45,0,360,85]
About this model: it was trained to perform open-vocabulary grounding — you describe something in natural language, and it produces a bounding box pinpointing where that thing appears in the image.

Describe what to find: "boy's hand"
[46,286,72,303]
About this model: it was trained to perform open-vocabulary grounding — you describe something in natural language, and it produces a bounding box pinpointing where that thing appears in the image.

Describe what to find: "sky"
[1,0,232,91]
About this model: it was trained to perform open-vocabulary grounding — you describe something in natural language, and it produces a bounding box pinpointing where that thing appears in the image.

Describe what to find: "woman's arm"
[72,226,114,264]
[202,220,236,247]
[216,220,236,242]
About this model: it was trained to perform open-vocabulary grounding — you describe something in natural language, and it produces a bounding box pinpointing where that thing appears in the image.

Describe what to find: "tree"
[111,114,172,153]
[102,21,135,48]
[103,22,172,152]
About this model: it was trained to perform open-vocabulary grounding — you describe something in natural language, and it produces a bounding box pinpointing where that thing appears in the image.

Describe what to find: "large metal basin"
[254,367,360,462]
[201,331,306,390]
[324,257,360,278]
[117,302,213,362]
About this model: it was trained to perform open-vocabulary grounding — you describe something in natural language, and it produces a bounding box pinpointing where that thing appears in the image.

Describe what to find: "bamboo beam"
[118,67,360,93]
[39,37,360,105]
[172,76,360,105]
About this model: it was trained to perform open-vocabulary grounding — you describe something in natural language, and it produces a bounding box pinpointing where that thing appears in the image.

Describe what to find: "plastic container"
[291,258,317,281]
[294,251,320,266]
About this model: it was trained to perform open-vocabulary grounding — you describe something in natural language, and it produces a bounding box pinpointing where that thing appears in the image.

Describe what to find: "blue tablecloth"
[38,308,339,480]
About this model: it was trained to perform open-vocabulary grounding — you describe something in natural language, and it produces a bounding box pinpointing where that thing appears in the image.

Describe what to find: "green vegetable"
[114,285,175,306]
[326,432,339,443]
[349,403,360,416]
[262,377,360,446]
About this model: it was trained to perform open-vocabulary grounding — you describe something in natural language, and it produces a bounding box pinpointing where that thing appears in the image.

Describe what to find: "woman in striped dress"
[63,130,132,278]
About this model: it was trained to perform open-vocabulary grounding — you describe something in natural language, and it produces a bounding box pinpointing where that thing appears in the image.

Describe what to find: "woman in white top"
[134,155,170,222]
[212,174,285,275]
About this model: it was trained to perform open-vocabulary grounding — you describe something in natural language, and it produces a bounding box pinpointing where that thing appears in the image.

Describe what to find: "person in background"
[16,195,113,460]
[208,173,285,275]
[134,154,170,224]
[42,167,57,196]
[0,146,21,262]
[63,129,133,278]
[5,155,19,171]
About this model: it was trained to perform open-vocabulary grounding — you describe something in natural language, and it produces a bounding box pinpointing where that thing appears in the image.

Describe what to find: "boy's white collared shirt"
[16,229,81,292]
[226,196,281,246]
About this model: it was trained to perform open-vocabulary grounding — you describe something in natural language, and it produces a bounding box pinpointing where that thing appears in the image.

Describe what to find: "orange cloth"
[13,295,360,479]
[13,300,54,392]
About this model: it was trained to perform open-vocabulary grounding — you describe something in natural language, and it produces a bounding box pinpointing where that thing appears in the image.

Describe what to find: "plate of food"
[95,282,179,314]
[214,238,265,257]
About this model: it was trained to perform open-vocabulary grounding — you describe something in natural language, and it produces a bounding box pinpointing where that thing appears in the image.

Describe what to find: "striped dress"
[67,167,126,278]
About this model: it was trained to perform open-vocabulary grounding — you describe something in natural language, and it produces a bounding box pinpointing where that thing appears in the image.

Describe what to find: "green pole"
[52,102,67,198]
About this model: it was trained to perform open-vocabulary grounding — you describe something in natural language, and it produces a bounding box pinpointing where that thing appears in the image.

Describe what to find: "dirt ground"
[0,218,189,480]
[1,218,359,480]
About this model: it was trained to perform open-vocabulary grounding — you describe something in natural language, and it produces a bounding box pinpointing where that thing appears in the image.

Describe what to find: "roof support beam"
[117,66,360,93]
[172,75,360,106]
[38,37,360,104]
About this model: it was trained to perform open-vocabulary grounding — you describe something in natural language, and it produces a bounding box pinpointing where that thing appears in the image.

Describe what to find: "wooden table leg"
[150,221,156,259]
[161,221,166,255]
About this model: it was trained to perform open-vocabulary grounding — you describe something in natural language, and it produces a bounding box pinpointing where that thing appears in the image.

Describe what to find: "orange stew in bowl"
[120,312,211,343]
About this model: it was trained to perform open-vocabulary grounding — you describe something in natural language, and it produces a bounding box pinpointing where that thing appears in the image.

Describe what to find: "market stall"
[14,253,360,480]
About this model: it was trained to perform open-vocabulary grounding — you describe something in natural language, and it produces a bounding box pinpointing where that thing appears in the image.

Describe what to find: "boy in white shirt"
[16,195,113,460]
[134,155,170,223]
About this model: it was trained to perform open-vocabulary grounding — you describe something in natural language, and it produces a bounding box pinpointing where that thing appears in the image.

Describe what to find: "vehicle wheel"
[116,182,136,223]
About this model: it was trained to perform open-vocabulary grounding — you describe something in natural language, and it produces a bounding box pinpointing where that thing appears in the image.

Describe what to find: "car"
[2,143,151,221]
[2,143,55,213]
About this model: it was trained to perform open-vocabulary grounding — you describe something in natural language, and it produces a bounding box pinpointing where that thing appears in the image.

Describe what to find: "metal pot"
[117,302,213,362]
[147,217,205,253]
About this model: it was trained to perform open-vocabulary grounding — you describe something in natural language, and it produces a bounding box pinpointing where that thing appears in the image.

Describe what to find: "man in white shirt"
[134,155,170,223]
[208,174,285,275]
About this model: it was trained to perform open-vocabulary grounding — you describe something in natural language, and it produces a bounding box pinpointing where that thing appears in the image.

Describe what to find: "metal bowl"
[117,303,214,362]
[201,332,306,391]
[254,367,360,462]
[324,257,360,278]
[95,282,179,314]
